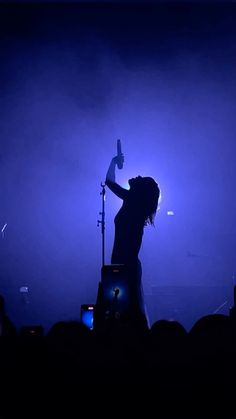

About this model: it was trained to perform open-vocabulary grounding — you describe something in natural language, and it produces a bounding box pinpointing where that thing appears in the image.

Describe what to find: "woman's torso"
[111,203,144,265]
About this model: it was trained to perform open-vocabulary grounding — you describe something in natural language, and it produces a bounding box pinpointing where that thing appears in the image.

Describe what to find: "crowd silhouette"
[0,288,236,418]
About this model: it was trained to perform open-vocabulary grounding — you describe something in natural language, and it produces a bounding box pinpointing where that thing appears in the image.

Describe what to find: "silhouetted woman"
[105,153,160,329]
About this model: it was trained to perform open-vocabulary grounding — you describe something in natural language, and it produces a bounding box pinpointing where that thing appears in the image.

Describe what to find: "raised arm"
[105,155,128,200]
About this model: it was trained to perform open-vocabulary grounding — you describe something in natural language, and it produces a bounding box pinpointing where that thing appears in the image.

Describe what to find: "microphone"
[117,139,123,169]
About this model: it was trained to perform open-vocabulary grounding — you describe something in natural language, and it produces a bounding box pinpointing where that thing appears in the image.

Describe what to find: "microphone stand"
[97,182,106,268]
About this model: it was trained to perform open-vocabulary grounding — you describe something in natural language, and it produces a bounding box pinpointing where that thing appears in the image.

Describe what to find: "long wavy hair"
[128,176,160,225]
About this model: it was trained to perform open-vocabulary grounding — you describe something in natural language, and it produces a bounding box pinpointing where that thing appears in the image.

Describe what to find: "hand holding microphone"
[116,139,124,169]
